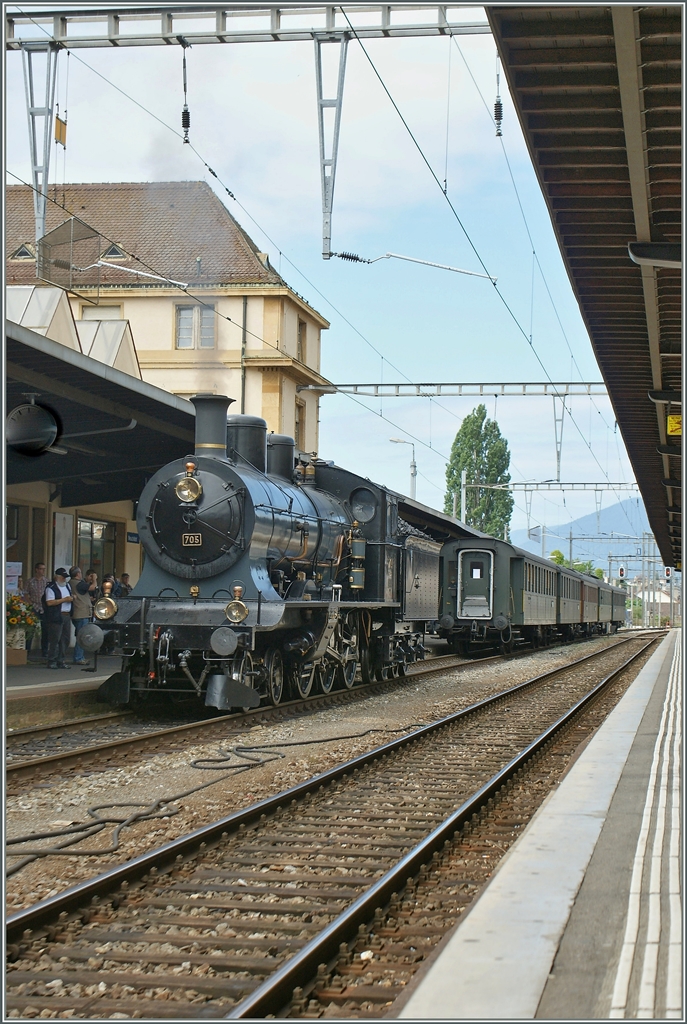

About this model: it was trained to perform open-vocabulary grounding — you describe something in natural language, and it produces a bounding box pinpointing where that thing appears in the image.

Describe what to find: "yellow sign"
[54,115,67,148]
[667,414,682,437]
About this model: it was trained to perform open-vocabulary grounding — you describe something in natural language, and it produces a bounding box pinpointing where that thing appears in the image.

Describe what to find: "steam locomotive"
[85,394,626,710]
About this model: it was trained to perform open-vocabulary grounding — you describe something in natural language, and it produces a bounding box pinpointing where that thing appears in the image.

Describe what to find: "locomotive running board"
[97,670,131,705]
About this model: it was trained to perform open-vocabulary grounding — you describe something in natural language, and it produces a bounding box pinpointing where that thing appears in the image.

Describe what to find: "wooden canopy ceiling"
[487,5,681,568]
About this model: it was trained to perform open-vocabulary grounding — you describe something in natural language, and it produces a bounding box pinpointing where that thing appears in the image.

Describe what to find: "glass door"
[458,549,494,618]
[77,518,116,577]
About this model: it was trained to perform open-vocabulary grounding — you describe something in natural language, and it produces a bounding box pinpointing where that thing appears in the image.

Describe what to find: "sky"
[4,3,643,552]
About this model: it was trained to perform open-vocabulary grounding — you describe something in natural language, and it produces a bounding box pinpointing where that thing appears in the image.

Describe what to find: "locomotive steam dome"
[137,394,254,579]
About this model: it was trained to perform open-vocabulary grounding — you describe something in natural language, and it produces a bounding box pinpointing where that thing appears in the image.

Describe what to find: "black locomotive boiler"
[89,394,464,709]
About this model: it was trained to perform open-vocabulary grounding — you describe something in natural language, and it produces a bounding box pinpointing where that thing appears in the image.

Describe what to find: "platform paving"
[396,629,681,1020]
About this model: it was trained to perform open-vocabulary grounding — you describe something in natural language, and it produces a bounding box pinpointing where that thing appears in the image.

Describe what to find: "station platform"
[5,656,120,728]
[397,629,682,1020]
[5,656,118,694]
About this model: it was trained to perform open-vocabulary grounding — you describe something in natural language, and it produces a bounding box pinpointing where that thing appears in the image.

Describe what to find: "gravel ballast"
[5,636,637,913]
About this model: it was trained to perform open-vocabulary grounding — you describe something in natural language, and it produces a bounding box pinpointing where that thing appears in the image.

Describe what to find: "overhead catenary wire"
[9,166,545,528]
[450,34,621,443]
[5,6,522,456]
[8,8,622,523]
[339,11,636,528]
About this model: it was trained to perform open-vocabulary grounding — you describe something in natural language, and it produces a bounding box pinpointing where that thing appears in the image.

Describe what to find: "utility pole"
[569,528,573,569]
[641,534,647,627]
[608,553,612,583]
[461,469,467,526]
[541,525,546,558]
[670,570,674,626]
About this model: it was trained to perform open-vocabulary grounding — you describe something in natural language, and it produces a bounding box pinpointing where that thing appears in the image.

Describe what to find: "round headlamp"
[94,596,118,620]
[224,599,249,624]
[176,476,202,502]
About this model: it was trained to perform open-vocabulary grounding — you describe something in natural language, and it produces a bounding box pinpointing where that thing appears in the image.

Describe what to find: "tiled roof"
[6,181,286,288]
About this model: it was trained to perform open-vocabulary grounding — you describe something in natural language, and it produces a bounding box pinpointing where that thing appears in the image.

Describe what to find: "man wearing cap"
[44,568,73,669]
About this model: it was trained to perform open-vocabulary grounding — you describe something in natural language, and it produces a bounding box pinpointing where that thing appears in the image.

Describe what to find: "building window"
[101,243,126,259]
[297,319,306,362]
[10,243,35,260]
[81,304,122,320]
[295,402,305,449]
[176,305,215,349]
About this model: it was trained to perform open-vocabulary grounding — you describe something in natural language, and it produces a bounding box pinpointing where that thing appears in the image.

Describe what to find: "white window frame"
[175,304,216,350]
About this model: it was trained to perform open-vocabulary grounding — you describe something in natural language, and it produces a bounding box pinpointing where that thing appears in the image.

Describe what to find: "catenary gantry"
[487,5,682,569]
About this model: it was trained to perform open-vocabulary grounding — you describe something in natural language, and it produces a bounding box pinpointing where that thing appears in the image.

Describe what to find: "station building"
[5,182,333,584]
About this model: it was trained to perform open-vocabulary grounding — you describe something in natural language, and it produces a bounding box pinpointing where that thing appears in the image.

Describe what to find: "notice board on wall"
[6,561,22,593]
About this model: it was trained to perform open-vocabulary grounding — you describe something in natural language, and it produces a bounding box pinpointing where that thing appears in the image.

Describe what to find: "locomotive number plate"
[182,533,203,547]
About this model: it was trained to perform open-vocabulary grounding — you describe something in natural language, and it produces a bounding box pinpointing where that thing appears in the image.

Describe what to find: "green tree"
[549,549,604,578]
[445,404,514,537]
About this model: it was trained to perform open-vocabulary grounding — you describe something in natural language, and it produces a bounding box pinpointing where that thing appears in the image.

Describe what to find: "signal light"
[618,566,626,579]
[665,566,672,580]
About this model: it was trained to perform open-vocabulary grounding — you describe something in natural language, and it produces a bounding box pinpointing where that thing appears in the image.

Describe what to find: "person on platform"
[69,566,92,665]
[44,568,73,669]
[26,561,49,660]
[118,573,132,596]
[84,570,99,609]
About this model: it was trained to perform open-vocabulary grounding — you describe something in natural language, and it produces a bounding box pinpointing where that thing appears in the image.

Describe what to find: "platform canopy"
[487,5,681,568]
[6,318,195,507]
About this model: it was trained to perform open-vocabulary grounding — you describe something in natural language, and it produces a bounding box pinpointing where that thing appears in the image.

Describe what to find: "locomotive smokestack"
[190,394,234,459]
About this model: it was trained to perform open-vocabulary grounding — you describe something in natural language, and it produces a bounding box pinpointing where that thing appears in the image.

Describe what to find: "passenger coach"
[438,537,626,654]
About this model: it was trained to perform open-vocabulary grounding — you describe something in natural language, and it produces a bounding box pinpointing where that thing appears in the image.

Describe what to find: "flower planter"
[6,630,27,665]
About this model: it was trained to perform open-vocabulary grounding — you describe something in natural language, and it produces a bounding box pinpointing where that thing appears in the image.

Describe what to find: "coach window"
[176,305,215,349]
[470,561,483,579]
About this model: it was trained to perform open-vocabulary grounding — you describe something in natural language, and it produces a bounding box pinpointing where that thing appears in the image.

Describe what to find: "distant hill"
[510,498,653,575]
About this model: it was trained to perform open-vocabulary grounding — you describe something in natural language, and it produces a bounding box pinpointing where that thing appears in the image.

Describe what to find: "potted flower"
[6,593,37,666]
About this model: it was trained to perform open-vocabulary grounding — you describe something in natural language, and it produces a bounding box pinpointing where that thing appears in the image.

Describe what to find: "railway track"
[6,634,635,783]
[6,633,659,1020]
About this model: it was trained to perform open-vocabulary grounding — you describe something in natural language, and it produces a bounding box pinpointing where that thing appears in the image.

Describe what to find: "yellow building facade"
[7,181,332,454]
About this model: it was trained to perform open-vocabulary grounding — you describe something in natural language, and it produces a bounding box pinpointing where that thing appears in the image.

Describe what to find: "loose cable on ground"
[5,726,421,875]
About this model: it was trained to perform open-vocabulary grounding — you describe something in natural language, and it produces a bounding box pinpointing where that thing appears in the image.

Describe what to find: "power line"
[449,36,622,444]
[341,10,636,526]
[8,10,629,521]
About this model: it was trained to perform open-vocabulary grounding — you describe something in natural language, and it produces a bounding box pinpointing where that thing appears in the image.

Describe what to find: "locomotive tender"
[87,394,625,709]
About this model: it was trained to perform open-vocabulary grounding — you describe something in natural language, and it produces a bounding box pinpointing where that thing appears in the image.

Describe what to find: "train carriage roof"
[395,495,488,542]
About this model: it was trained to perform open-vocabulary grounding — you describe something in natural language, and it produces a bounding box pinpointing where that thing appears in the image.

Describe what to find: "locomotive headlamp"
[225,599,249,624]
[175,463,203,503]
[94,596,118,620]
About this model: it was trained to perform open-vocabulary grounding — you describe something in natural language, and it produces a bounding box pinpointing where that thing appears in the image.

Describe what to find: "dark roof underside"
[487,5,682,568]
[6,320,195,507]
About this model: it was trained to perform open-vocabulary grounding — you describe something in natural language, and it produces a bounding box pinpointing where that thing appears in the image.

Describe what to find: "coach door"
[458,549,493,619]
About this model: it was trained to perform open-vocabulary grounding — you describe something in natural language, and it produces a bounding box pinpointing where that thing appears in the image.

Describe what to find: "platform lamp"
[390,438,417,500]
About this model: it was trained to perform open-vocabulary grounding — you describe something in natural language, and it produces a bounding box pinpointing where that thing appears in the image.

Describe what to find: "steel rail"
[4,635,630,780]
[6,709,133,740]
[5,653,469,780]
[228,635,659,1018]
[6,633,656,943]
